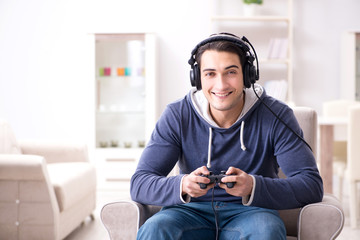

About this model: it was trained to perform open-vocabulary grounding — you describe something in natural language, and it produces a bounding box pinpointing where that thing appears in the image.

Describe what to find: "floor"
[331,179,360,240]
[65,180,360,240]
[64,190,130,240]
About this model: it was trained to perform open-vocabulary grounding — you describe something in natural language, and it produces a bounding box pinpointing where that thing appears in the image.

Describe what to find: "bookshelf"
[211,0,293,103]
[93,33,157,190]
[341,30,360,101]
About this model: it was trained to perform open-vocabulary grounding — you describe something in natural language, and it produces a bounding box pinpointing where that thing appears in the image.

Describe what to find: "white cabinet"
[341,31,360,101]
[95,148,142,193]
[93,33,157,190]
[211,0,293,102]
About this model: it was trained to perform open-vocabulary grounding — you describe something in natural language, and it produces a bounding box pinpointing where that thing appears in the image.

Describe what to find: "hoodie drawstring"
[240,121,246,151]
[207,127,212,168]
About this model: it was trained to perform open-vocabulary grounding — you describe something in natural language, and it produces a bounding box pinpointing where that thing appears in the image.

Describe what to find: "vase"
[243,4,261,16]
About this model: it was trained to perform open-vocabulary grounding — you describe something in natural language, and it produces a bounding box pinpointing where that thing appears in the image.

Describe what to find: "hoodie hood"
[190,84,265,168]
[190,83,265,128]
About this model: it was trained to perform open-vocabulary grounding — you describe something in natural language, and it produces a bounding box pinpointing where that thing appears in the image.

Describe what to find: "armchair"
[101,107,344,240]
[0,119,97,240]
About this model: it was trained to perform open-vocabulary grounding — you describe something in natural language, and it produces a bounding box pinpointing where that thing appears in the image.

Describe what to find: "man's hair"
[194,40,247,69]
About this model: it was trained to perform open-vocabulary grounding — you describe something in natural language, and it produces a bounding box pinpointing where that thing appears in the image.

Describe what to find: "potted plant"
[243,0,263,4]
[243,0,263,16]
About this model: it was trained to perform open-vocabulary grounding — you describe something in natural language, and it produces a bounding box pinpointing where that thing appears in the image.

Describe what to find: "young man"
[130,33,323,239]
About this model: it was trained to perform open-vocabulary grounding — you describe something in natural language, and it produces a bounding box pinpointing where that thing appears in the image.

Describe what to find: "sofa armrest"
[0,154,59,239]
[298,193,344,240]
[19,140,89,164]
[101,200,161,240]
[0,154,52,181]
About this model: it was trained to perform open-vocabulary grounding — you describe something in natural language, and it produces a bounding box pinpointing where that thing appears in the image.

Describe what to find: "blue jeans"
[137,202,286,240]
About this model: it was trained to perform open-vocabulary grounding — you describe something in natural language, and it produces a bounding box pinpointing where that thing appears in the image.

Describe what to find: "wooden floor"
[64,190,131,240]
[64,181,360,240]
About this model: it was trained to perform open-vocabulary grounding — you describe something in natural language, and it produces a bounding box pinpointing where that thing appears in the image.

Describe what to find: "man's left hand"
[219,166,253,197]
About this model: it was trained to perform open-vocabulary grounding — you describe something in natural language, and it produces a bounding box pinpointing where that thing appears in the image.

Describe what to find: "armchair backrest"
[277,107,317,181]
[279,107,318,237]
[292,107,317,157]
[0,119,21,154]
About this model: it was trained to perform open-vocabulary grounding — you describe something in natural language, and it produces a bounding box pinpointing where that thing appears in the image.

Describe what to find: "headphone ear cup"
[190,68,196,87]
[190,64,202,90]
[248,65,256,86]
[243,63,251,88]
[243,59,257,88]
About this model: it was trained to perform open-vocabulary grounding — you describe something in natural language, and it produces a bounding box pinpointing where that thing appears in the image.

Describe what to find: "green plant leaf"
[243,0,263,4]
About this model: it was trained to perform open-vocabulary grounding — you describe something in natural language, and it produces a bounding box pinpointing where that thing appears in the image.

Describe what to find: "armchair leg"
[338,176,343,203]
[349,181,358,229]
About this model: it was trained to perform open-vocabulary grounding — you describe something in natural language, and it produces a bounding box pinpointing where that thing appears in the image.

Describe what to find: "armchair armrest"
[298,193,344,240]
[101,194,344,240]
[100,200,161,240]
[19,140,89,164]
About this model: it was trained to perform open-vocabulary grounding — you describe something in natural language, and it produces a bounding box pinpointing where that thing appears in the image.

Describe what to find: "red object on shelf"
[104,67,111,76]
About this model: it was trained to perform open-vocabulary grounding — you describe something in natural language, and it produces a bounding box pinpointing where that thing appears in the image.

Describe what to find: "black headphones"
[188,33,259,90]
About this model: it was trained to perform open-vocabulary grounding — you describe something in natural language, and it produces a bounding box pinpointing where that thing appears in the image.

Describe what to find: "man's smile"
[212,91,233,97]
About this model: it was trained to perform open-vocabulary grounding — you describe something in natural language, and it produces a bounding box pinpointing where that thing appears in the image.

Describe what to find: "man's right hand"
[181,166,215,198]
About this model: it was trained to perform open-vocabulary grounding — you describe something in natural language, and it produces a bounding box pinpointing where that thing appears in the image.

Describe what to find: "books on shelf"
[267,38,288,59]
[264,79,288,102]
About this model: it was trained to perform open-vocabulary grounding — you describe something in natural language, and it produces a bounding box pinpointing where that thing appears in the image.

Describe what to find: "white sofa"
[0,119,97,240]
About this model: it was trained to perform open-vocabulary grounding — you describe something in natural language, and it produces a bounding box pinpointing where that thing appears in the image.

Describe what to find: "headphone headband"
[188,34,251,65]
[188,33,259,90]
[188,33,250,65]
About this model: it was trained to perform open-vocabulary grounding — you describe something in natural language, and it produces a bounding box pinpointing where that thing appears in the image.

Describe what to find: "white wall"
[1,0,360,144]
[293,0,360,109]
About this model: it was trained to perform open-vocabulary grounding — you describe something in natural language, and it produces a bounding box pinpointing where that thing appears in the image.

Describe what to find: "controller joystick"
[198,171,236,189]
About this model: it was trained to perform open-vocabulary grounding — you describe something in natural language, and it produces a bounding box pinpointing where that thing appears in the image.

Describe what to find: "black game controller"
[199,171,236,189]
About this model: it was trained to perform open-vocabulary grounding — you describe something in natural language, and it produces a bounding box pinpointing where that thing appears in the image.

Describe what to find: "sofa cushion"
[0,119,21,154]
[47,162,96,212]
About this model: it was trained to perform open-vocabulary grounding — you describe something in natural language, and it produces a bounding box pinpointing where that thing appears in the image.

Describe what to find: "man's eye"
[205,72,215,77]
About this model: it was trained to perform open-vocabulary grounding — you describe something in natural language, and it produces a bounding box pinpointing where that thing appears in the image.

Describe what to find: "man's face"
[200,50,245,119]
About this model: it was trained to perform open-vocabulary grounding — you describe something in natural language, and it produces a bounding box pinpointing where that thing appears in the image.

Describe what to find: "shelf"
[211,0,293,102]
[95,147,144,161]
[93,32,157,191]
[96,76,145,80]
[211,15,290,22]
[95,147,144,152]
[259,58,290,65]
[341,31,360,101]
[96,109,144,114]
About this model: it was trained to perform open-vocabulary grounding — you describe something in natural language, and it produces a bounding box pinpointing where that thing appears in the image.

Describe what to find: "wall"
[1,0,360,145]
[293,0,360,108]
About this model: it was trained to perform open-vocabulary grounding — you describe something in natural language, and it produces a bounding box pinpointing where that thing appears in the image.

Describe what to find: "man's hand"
[182,166,215,198]
[219,166,253,197]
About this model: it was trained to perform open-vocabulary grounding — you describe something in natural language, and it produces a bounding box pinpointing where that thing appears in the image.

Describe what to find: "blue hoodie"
[130,85,323,210]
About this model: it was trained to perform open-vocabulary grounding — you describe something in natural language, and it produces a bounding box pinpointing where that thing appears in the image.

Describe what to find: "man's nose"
[214,74,227,88]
